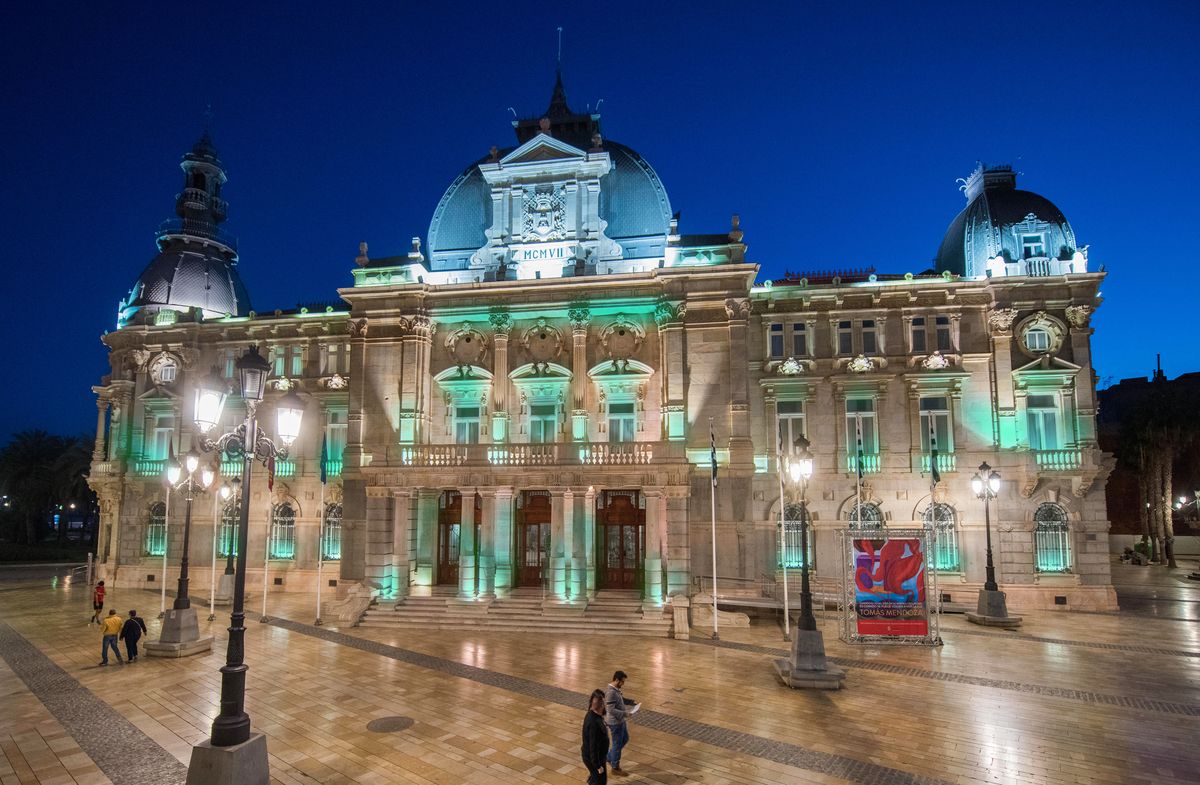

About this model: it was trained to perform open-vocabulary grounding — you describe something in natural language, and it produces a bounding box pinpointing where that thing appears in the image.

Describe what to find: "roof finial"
[557,26,563,73]
[203,104,213,134]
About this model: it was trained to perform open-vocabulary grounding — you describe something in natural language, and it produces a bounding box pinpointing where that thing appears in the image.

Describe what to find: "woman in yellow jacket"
[99,610,124,665]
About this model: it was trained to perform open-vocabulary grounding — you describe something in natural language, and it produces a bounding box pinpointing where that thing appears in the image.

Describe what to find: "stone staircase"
[358,586,672,637]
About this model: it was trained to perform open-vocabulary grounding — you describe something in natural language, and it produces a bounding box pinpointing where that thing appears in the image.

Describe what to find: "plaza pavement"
[0,561,1197,785]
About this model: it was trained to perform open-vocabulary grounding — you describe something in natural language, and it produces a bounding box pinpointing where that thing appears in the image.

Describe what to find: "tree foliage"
[0,431,95,545]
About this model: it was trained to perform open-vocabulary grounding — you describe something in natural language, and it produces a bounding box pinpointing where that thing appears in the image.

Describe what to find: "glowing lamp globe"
[185,449,201,475]
[193,368,228,433]
[275,391,305,445]
[988,471,1001,495]
[970,472,983,497]
[165,457,182,485]
[236,346,272,403]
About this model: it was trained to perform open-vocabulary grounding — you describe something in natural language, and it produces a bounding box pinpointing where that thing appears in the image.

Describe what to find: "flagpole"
[855,416,864,526]
[315,435,327,626]
[208,489,219,621]
[776,410,790,642]
[160,485,170,618]
[709,417,719,641]
[261,496,271,622]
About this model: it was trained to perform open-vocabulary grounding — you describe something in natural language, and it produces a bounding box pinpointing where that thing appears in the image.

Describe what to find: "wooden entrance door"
[596,490,645,591]
[437,491,461,585]
[516,491,551,587]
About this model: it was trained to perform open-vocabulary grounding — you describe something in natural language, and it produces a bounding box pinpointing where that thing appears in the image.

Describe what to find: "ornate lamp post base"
[186,732,269,785]
[773,628,846,690]
[965,588,1023,628]
[146,607,214,657]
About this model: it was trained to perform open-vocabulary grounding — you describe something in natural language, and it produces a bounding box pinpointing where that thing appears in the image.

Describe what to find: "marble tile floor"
[0,561,1196,785]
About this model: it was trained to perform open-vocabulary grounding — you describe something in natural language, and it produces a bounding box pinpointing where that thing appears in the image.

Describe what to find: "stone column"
[459,490,477,598]
[644,488,665,604]
[665,493,690,596]
[987,308,1019,448]
[492,487,515,595]
[564,489,583,601]
[549,488,567,600]
[725,298,753,467]
[413,489,439,588]
[581,486,597,598]
[489,310,512,443]
[477,489,496,597]
[345,318,369,465]
[392,490,412,598]
[569,303,590,440]
[93,398,109,462]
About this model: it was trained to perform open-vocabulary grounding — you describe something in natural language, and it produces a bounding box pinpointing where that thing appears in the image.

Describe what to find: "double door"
[516,491,551,587]
[437,491,481,586]
[596,490,645,591]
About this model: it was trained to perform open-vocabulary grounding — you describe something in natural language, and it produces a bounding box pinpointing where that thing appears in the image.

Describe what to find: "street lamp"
[772,436,844,690]
[190,345,302,773]
[966,461,1021,627]
[166,450,214,610]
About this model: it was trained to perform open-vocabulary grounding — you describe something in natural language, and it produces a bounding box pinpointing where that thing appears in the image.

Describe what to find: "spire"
[156,124,234,254]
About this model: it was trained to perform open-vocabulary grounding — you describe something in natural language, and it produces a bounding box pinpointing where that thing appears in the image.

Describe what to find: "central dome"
[426,75,672,271]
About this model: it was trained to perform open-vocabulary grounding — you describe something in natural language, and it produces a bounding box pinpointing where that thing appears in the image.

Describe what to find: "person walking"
[90,580,106,625]
[604,671,638,776]
[99,609,124,665]
[120,609,148,662]
[581,689,609,785]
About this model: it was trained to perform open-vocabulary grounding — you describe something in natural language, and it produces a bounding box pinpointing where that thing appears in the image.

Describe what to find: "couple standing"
[581,670,638,784]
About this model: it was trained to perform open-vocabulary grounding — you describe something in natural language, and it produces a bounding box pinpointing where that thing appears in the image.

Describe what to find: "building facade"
[89,79,1117,617]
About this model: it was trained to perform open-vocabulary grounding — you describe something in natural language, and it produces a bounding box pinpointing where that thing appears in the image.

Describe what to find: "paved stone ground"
[0,561,1198,785]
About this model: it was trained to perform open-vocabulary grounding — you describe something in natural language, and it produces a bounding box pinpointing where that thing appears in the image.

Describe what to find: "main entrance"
[437,491,480,586]
[516,490,551,587]
[596,490,645,591]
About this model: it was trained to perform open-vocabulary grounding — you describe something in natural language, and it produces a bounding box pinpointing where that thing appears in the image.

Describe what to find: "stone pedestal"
[670,595,690,640]
[773,628,846,690]
[965,588,1023,628]
[145,607,213,658]
[214,572,234,605]
[186,732,269,785]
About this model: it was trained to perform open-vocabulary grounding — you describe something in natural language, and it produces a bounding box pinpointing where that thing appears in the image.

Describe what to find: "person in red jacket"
[90,581,106,625]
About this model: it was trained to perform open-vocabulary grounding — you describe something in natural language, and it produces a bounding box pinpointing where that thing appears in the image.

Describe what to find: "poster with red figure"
[852,537,928,636]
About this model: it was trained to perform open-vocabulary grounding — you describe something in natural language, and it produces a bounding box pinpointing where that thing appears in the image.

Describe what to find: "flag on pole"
[267,453,276,492]
[319,433,328,485]
[855,416,865,481]
[928,417,942,484]
[165,441,176,487]
[710,421,718,488]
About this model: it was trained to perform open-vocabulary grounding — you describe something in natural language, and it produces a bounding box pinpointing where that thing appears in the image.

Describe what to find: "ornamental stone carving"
[348,319,369,339]
[567,300,590,331]
[847,354,876,373]
[487,307,512,334]
[323,373,348,390]
[653,300,685,326]
[724,298,751,321]
[600,315,645,360]
[987,308,1018,335]
[1065,305,1094,328]
[445,323,488,365]
[921,351,951,370]
[777,357,804,376]
[521,184,567,242]
[521,318,564,362]
[147,351,180,386]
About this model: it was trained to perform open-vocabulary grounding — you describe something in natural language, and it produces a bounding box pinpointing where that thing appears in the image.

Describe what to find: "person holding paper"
[604,670,639,776]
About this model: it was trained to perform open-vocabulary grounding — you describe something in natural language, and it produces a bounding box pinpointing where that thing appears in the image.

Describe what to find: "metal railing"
[1034,448,1082,471]
[155,218,238,251]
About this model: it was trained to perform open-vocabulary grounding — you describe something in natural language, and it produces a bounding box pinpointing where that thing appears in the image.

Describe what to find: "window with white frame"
[792,323,808,356]
[158,362,177,383]
[776,400,806,453]
[779,502,814,568]
[454,406,481,444]
[935,316,952,352]
[1026,394,1060,450]
[269,503,296,560]
[288,346,304,377]
[529,403,558,443]
[919,396,953,452]
[846,501,883,528]
[837,321,853,355]
[1021,234,1046,259]
[768,323,784,358]
[270,346,285,377]
[322,503,342,560]
[144,501,167,556]
[222,349,237,379]
[608,402,637,442]
[845,398,878,454]
[149,413,174,459]
[1024,327,1051,353]
[218,501,239,557]
[861,320,878,354]
[910,317,927,353]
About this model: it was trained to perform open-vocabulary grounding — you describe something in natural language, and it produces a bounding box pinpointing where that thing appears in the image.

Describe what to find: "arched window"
[1034,503,1071,573]
[322,503,342,561]
[269,503,296,560]
[778,502,814,569]
[923,503,960,572]
[846,501,883,528]
[145,501,167,556]
[218,502,240,558]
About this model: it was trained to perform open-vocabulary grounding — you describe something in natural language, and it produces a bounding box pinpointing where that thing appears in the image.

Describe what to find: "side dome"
[426,139,672,269]
[121,245,251,324]
[936,164,1077,278]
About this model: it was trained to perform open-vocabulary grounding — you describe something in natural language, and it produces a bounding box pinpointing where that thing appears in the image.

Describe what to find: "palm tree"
[0,430,68,544]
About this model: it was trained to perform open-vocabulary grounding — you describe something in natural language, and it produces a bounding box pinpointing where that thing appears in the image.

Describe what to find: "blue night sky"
[1,1,1196,440]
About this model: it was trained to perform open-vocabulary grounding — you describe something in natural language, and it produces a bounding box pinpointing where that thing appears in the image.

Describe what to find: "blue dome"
[426,140,672,268]
[936,165,1077,277]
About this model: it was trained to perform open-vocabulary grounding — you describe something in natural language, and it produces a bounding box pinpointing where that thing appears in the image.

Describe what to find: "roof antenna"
[557,27,563,72]
[203,104,213,134]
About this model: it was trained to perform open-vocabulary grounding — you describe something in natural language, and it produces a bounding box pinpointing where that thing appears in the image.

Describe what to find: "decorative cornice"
[1065,305,1094,328]
[987,308,1018,336]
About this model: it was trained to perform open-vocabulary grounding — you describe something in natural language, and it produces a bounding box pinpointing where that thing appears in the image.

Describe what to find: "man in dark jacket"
[119,609,148,662]
[581,689,609,784]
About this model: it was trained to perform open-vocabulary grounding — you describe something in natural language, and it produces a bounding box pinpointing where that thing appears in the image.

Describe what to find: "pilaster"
[392,490,413,598]
[492,487,515,595]
[569,302,590,440]
[644,487,665,604]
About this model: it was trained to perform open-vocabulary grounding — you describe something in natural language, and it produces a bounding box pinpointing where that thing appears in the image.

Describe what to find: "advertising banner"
[850,535,929,637]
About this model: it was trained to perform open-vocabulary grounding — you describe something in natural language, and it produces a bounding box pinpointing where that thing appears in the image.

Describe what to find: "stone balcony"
[391,440,687,468]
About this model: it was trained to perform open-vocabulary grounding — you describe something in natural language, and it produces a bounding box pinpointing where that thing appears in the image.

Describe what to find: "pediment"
[1012,354,1081,388]
[500,133,587,165]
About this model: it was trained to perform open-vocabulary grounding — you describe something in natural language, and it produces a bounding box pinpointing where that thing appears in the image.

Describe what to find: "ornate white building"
[88,77,1116,629]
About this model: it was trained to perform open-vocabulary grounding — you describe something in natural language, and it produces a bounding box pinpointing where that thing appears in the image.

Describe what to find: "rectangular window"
[529,403,557,443]
[269,346,285,377]
[911,317,926,353]
[150,413,174,460]
[289,346,305,377]
[1022,234,1046,259]
[776,400,806,453]
[326,410,347,467]
[837,321,853,355]
[455,406,481,445]
[222,349,237,379]
[919,396,953,452]
[935,316,952,352]
[1027,394,1060,450]
[322,343,350,375]
[845,399,878,454]
[861,320,877,355]
[769,323,784,359]
[159,364,177,383]
[608,402,637,443]
[791,323,807,356]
